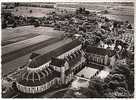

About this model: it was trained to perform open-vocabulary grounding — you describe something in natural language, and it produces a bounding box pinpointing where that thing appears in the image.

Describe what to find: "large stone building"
[15,48,85,94]
[15,43,116,94]
[84,46,116,67]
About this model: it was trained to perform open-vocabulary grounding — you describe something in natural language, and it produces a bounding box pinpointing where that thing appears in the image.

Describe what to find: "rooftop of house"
[85,46,115,57]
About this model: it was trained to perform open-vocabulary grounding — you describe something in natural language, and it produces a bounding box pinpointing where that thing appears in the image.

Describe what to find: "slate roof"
[28,39,80,68]
[85,46,115,57]
[29,53,40,59]
[49,49,82,68]
[65,49,82,67]
[17,67,60,86]
[50,57,66,67]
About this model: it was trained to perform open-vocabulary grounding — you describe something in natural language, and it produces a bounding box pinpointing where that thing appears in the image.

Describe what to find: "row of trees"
[2,12,43,29]
[63,60,134,98]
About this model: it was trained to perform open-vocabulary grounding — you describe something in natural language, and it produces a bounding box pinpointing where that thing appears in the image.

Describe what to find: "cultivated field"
[2,38,74,76]
[57,3,134,25]
[2,26,66,64]
[12,6,54,17]
[2,35,51,55]
[2,26,64,42]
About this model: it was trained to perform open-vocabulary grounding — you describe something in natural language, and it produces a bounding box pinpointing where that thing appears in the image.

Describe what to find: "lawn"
[2,33,39,46]
[2,26,64,42]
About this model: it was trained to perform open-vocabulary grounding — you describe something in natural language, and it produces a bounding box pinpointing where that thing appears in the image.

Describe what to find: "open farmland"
[2,36,63,63]
[2,35,51,55]
[2,26,64,42]
[2,26,65,63]
[1,2,134,98]
[2,38,78,76]
[57,2,134,25]
[2,33,39,46]
[12,6,55,17]
[57,2,134,16]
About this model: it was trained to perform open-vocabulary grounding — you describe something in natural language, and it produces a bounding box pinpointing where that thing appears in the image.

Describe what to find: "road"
[42,88,68,98]
[2,38,72,76]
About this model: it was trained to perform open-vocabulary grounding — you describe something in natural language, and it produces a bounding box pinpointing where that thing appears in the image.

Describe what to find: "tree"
[120,49,128,59]
[63,89,75,98]
[2,22,7,29]
[116,64,130,78]
[79,87,101,98]
[111,61,130,77]
[14,3,19,7]
[12,22,17,28]
[103,92,116,98]
[110,74,125,82]
[89,78,105,97]
[108,80,120,90]
[105,39,113,47]
[12,82,18,92]
[74,92,87,98]
[108,62,134,94]
[127,24,132,29]
[127,70,134,93]
[104,73,128,90]
[33,20,40,27]
[113,87,130,98]
[30,10,32,13]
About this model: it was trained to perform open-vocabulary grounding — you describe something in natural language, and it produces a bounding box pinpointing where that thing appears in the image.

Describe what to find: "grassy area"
[12,6,54,17]
[2,33,39,46]
[2,39,72,76]
[2,26,64,41]
[57,2,134,16]
[2,37,63,64]
[2,26,36,41]
[57,3,134,25]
